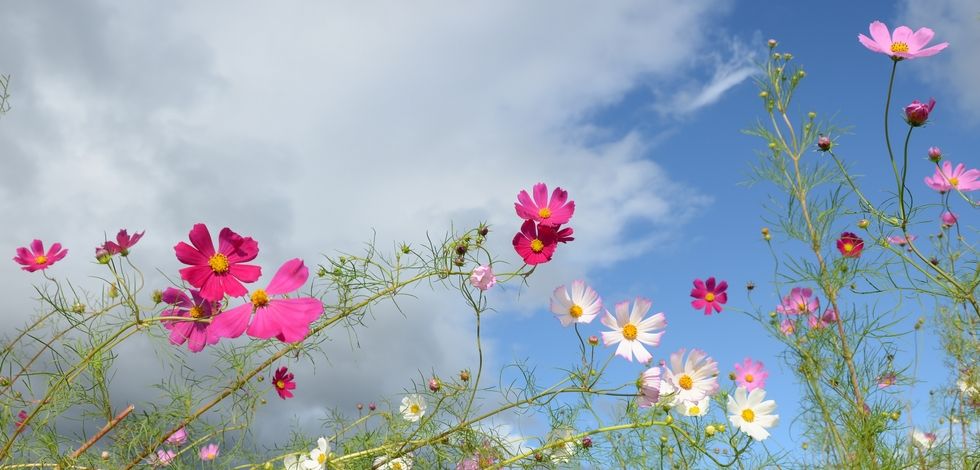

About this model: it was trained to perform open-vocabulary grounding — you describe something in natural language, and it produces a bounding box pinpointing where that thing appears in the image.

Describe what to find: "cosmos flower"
[165,427,187,446]
[174,224,261,301]
[776,287,819,315]
[779,319,796,336]
[734,358,769,392]
[877,372,897,389]
[924,161,980,193]
[272,366,296,400]
[904,99,935,127]
[727,387,779,441]
[199,443,219,461]
[912,429,937,449]
[13,239,68,272]
[660,349,720,405]
[14,410,27,429]
[400,395,426,422]
[469,265,496,291]
[149,449,176,467]
[679,396,710,418]
[858,21,948,60]
[808,307,839,330]
[161,288,220,353]
[512,220,558,265]
[374,455,413,470]
[102,229,144,256]
[637,366,662,408]
[551,280,602,326]
[887,235,918,246]
[690,277,728,315]
[514,183,575,227]
[836,232,864,258]
[600,298,667,363]
[306,438,330,470]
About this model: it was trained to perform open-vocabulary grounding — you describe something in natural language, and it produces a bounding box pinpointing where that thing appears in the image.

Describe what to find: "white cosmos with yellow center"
[400,394,427,422]
[374,455,414,470]
[727,387,779,441]
[550,280,602,327]
[680,396,710,417]
[599,297,666,363]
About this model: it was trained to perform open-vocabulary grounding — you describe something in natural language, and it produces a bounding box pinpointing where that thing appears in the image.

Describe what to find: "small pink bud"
[95,246,112,264]
[428,378,441,392]
[905,98,936,127]
[928,146,942,162]
[767,39,777,48]
[356,402,364,411]
[588,335,599,346]
[941,211,957,227]
[582,436,593,448]
[817,135,832,151]
[368,402,376,411]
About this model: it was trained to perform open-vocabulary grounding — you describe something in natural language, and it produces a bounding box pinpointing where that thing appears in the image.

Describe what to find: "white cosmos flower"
[600,297,666,363]
[679,396,710,417]
[283,437,330,470]
[547,428,577,464]
[660,348,719,404]
[727,387,779,441]
[400,394,426,422]
[550,280,602,326]
[374,455,413,470]
[283,454,314,470]
[912,429,937,449]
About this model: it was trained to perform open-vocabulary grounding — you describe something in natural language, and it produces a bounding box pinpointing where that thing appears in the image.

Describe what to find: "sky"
[0,0,977,463]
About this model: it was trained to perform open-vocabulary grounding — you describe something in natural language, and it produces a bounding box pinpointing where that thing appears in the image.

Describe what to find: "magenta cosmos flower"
[925,161,980,193]
[904,99,935,127]
[776,287,819,315]
[858,21,948,60]
[512,220,558,265]
[103,229,144,256]
[514,182,575,227]
[161,288,220,353]
[175,224,261,301]
[734,358,769,392]
[941,212,957,227]
[208,259,323,343]
[690,277,728,315]
[13,239,68,272]
[600,297,666,363]
[199,443,219,461]
[272,366,296,399]
[14,410,27,429]
[837,232,864,258]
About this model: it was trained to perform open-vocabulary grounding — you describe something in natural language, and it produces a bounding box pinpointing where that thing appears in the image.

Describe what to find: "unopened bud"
[857,219,870,229]
[784,53,793,60]
[705,425,716,436]
[768,39,778,48]
[588,335,599,346]
[891,411,901,421]
[95,247,111,264]
[401,244,411,255]
[768,142,777,150]
[759,91,768,98]
[817,135,832,151]
[459,370,470,382]
[665,415,673,425]
[478,226,489,237]
[915,317,924,330]
[581,436,592,448]
[660,435,669,444]
[108,284,118,299]
[773,53,782,61]
[152,289,163,304]
[455,245,467,256]
[71,302,85,314]
[368,402,377,411]
[101,451,110,460]
[808,111,816,120]
[746,281,755,291]
[728,372,737,381]
[802,442,808,450]
[716,425,725,433]
[928,146,942,162]
[534,453,543,462]
[429,378,441,392]
[356,403,363,411]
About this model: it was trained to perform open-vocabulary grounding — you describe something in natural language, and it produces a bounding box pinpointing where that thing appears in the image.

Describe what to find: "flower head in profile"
[400,394,426,422]
[149,449,176,467]
[165,427,187,446]
[374,455,413,470]
[13,239,68,272]
[161,288,220,353]
[836,232,864,258]
[14,410,27,429]
[551,281,602,326]
[600,297,666,363]
[469,265,496,291]
[912,429,937,449]
[941,212,958,227]
[808,307,839,330]
[637,366,662,408]
[103,229,144,256]
[679,396,710,418]
[887,234,917,246]
[925,161,980,193]
[661,349,720,404]
[272,366,296,400]
[734,358,769,392]
[208,259,324,343]
[858,21,948,60]
[514,183,575,227]
[690,277,728,315]
[877,372,897,389]
[512,220,558,265]
[776,287,819,315]
[199,443,219,461]
[904,98,936,127]
[174,224,261,301]
[727,387,779,441]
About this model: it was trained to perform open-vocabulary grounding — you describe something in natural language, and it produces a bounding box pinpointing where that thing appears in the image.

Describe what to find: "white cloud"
[658,33,759,117]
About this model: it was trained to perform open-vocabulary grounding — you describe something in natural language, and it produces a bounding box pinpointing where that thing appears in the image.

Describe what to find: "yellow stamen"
[189,306,204,318]
[622,323,638,340]
[569,304,583,318]
[208,253,230,274]
[741,408,755,422]
[410,404,421,414]
[950,177,959,187]
[688,406,701,415]
[678,374,694,390]
[538,207,552,219]
[530,239,544,253]
[34,255,47,265]
[890,42,909,53]
[318,454,326,464]
[745,374,754,383]
[276,380,285,389]
[251,289,269,309]
[843,243,854,252]
[392,464,403,470]
[797,302,807,312]
[704,292,715,302]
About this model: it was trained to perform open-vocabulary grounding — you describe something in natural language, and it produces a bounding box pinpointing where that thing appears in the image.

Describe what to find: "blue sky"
[0,0,977,462]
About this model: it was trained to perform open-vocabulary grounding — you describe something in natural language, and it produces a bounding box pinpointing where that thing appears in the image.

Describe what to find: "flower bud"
[368,402,377,411]
[356,403,363,411]
[581,436,592,448]
[108,284,118,299]
[478,226,489,237]
[928,146,942,162]
[904,98,936,127]
[429,378,441,392]
[460,369,471,382]
[759,91,768,98]
[152,289,163,304]
[588,335,599,346]
[915,317,924,330]
[101,451,110,460]
[95,247,111,264]
[705,425,716,436]
[716,425,725,433]
[891,411,901,421]
[802,442,808,450]
[807,111,816,120]
[941,211,957,227]
[660,435,669,444]
[768,142,777,150]
[784,53,793,60]
[71,302,85,314]
[857,219,870,229]
[728,372,737,381]
[665,415,674,425]
[746,281,755,291]
[534,453,543,462]
[817,135,832,151]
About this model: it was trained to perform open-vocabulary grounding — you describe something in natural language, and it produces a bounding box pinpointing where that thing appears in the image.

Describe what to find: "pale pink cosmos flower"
[13,240,68,272]
[551,280,602,326]
[779,319,796,336]
[776,287,819,315]
[660,349,720,405]
[514,183,575,227]
[161,289,221,353]
[165,427,187,445]
[174,224,261,301]
[887,235,918,246]
[469,265,496,291]
[734,358,769,392]
[637,366,662,408]
[209,259,324,343]
[150,449,176,467]
[924,161,980,193]
[858,21,948,60]
[600,298,666,363]
[199,443,219,461]
[808,307,839,330]
[941,212,958,227]
[878,372,897,389]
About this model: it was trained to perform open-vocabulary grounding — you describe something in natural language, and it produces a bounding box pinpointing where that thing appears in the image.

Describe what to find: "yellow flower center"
[410,404,421,414]
[797,301,807,312]
[530,239,544,253]
[208,253,230,274]
[678,374,694,390]
[890,41,909,53]
[950,177,959,187]
[318,454,326,464]
[189,306,204,318]
[622,323,638,340]
[392,463,403,470]
[741,408,755,422]
[688,406,701,415]
[745,374,754,383]
[251,289,269,309]
[704,292,715,302]
[276,380,285,389]
[843,243,854,252]
[34,255,47,265]
[538,207,552,219]
[569,304,583,318]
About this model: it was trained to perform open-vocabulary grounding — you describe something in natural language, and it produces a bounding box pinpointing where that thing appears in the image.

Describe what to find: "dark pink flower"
[13,240,68,272]
[925,161,980,193]
[208,259,323,343]
[905,98,936,127]
[858,21,948,60]
[272,366,296,399]
[161,288,220,353]
[512,220,558,265]
[928,147,942,162]
[837,232,864,258]
[174,224,261,301]
[14,410,27,429]
[817,135,832,151]
[690,277,728,315]
[941,212,957,227]
[734,358,768,391]
[103,229,144,256]
[514,183,575,227]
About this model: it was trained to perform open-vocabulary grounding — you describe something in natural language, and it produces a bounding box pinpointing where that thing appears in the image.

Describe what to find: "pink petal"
[265,259,308,296]
[227,236,259,263]
[187,224,216,257]
[168,321,195,346]
[161,288,191,307]
[891,26,913,45]
[179,265,213,289]
[532,183,548,208]
[868,21,892,48]
[548,187,568,207]
[219,275,249,298]
[858,34,884,53]
[174,242,209,265]
[198,274,227,301]
[30,239,44,256]
[907,27,935,52]
[45,243,63,258]
[208,304,252,339]
[228,263,262,284]
[912,43,948,58]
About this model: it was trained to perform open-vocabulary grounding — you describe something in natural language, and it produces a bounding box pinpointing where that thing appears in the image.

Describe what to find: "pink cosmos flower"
[209,259,323,343]
[272,366,296,400]
[734,358,768,392]
[166,427,188,445]
[469,265,496,291]
[878,372,897,389]
[690,277,728,315]
[199,443,219,461]
[924,161,980,193]
[779,319,796,336]
[807,307,839,330]
[837,232,864,258]
[858,21,948,60]
[13,240,68,272]
[887,235,918,246]
[514,183,575,227]
[600,298,666,363]
[905,99,936,127]
[776,287,819,315]
[150,449,176,467]
[161,288,220,353]
[174,224,261,302]
[512,220,558,265]
[103,229,144,256]
[941,212,957,227]
[14,410,27,429]
[637,366,662,408]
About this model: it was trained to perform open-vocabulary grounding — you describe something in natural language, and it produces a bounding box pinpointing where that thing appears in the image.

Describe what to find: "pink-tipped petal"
[265,259,309,296]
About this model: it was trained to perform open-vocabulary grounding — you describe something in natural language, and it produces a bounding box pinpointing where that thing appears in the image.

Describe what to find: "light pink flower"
[469,265,496,291]
[904,98,935,127]
[13,239,68,272]
[925,161,980,193]
[637,366,662,408]
[734,358,769,392]
[776,287,819,315]
[858,21,948,60]
[161,289,220,353]
[779,319,795,336]
[514,183,575,227]
[887,235,918,246]
[807,307,839,330]
[878,372,897,389]
[150,449,176,467]
[103,229,144,256]
[209,259,324,343]
[600,298,666,363]
[941,211,958,227]
[661,349,720,404]
[166,427,187,446]
[690,277,728,315]
[199,443,219,461]
[174,224,261,301]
